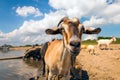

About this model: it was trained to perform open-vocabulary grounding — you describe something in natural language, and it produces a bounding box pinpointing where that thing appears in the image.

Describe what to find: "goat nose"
[70,41,80,47]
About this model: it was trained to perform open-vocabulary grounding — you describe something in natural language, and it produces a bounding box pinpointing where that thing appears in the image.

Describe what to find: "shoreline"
[10,46,41,51]
[10,46,33,51]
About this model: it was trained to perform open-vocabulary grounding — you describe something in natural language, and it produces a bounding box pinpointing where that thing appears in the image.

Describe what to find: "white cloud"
[0,11,64,45]
[1,0,120,45]
[49,0,107,18]
[83,34,97,40]
[102,3,120,17]
[102,3,120,24]
[110,14,120,24]
[49,0,120,25]
[16,6,42,17]
[83,16,106,27]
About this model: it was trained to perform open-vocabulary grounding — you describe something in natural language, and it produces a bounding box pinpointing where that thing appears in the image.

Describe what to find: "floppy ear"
[45,27,61,35]
[83,27,101,34]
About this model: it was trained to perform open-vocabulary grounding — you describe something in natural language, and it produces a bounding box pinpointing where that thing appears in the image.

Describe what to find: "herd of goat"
[23,17,116,80]
[81,36,116,55]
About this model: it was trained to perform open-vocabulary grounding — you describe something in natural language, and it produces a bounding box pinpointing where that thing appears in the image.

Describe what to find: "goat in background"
[97,36,116,50]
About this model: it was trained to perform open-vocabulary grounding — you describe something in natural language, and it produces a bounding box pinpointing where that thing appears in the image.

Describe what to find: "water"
[0,50,38,80]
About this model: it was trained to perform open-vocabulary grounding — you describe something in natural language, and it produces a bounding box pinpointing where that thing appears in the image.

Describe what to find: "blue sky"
[0,0,52,33]
[0,0,120,45]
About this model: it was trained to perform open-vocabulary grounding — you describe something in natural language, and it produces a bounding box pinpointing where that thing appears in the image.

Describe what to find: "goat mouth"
[70,48,80,56]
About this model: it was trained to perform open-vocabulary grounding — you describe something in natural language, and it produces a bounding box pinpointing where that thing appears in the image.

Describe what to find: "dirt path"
[77,44,120,80]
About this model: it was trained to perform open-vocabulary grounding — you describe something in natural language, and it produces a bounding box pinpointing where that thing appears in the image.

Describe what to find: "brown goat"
[44,17,101,80]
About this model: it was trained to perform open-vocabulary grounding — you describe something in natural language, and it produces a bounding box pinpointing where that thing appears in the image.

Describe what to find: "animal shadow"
[29,77,35,80]
[70,70,89,80]
[81,70,89,80]
[100,48,113,50]
[29,70,89,80]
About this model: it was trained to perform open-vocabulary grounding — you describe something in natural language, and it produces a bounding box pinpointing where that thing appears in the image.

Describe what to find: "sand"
[76,44,120,80]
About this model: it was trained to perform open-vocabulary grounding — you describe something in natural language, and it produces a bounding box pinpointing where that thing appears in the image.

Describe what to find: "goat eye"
[68,22,73,25]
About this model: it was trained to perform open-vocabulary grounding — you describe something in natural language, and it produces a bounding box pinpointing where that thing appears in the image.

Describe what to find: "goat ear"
[83,27,101,34]
[45,27,61,35]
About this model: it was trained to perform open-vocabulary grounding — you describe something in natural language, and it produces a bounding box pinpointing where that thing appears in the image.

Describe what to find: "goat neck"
[60,40,71,62]
[110,38,114,43]
[60,40,76,68]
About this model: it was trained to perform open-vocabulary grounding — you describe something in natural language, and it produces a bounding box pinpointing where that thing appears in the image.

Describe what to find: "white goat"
[87,45,95,55]
[81,45,95,55]
[97,36,116,49]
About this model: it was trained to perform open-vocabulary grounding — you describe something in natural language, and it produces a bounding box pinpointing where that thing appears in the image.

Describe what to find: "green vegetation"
[82,39,97,45]
[24,44,32,47]
[82,36,120,45]
[113,38,120,44]
[18,44,40,47]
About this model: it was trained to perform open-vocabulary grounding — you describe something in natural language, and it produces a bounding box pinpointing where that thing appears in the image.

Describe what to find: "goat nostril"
[70,42,75,46]
[70,42,80,47]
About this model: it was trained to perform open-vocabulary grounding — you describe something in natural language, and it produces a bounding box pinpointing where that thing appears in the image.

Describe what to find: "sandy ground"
[76,44,120,80]
[11,44,120,80]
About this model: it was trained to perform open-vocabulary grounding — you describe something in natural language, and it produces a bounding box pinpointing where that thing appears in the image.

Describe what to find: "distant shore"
[10,46,41,51]
[10,46,32,50]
